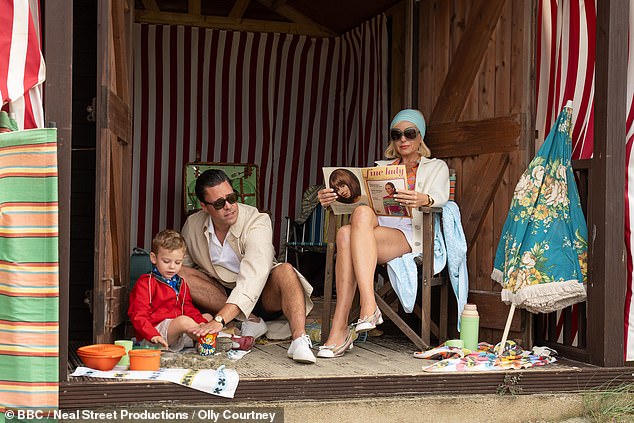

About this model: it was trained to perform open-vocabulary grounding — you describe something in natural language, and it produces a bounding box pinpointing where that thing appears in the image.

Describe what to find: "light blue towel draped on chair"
[387,201,468,329]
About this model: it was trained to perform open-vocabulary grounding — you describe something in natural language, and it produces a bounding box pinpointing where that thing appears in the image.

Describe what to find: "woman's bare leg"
[348,207,381,318]
[324,206,411,346]
[324,225,356,346]
[349,207,412,318]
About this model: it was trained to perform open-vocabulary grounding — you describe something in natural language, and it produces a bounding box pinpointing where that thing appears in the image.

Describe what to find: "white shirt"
[207,216,240,273]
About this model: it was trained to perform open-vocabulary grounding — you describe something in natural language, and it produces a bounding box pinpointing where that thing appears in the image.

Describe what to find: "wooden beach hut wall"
[31,0,630,381]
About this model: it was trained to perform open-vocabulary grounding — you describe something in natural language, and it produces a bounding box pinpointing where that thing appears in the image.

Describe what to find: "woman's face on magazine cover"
[385,184,395,195]
[335,183,351,199]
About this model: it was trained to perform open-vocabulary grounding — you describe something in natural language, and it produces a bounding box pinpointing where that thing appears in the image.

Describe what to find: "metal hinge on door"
[104,277,126,330]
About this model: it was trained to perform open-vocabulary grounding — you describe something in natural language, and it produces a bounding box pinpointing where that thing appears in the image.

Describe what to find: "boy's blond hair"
[151,229,187,255]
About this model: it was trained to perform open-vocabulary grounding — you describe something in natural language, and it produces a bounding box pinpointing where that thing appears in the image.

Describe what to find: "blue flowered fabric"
[491,104,588,313]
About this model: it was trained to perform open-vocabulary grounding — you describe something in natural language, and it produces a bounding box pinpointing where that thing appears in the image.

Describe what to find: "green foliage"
[582,383,634,422]
[496,374,523,396]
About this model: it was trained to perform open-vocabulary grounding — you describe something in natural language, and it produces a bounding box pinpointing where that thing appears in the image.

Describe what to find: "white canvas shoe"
[287,334,316,364]
[241,318,268,339]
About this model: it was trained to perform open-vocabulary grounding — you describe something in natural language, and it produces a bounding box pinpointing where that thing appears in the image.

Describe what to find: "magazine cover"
[323,165,410,217]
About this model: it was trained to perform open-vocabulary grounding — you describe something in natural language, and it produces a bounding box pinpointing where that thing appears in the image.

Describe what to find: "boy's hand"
[151,335,169,349]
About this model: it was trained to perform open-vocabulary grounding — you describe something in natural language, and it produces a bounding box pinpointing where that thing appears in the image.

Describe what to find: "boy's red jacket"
[128,273,207,341]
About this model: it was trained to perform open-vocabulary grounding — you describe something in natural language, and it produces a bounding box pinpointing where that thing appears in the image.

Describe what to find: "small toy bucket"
[128,349,161,371]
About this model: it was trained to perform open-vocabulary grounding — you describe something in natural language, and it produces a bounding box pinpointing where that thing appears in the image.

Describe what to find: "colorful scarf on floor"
[420,341,557,372]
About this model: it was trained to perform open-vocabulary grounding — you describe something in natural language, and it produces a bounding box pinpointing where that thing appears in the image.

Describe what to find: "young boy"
[128,229,212,351]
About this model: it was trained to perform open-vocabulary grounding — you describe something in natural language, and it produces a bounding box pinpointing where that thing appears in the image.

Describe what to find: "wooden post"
[588,0,628,366]
[321,210,337,343]
[403,0,413,107]
[44,0,73,383]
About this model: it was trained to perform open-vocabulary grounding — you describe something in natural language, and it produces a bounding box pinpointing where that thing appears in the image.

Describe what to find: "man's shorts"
[140,318,195,352]
[217,284,284,321]
[251,299,283,321]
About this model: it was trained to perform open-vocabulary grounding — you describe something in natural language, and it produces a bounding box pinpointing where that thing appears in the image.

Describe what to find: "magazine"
[323,165,411,217]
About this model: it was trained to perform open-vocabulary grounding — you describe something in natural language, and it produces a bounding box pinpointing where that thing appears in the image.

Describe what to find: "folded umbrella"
[491,101,588,351]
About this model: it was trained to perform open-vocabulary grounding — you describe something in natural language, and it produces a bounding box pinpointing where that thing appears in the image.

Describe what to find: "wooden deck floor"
[69,334,436,381]
[62,331,634,409]
[63,299,634,408]
[171,335,429,379]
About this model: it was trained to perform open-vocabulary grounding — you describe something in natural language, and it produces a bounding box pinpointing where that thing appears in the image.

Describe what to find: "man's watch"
[214,315,225,325]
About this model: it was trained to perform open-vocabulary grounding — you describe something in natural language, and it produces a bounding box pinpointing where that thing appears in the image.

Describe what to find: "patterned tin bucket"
[197,333,217,356]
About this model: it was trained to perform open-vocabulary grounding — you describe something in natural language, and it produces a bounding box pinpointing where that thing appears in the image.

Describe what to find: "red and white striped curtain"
[536,0,634,361]
[0,0,45,129]
[132,17,388,251]
[625,0,634,363]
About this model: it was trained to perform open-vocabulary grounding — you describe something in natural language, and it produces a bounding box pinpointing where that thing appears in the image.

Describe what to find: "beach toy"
[77,344,126,371]
[128,349,161,370]
[197,333,217,356]
[114,340,133,367]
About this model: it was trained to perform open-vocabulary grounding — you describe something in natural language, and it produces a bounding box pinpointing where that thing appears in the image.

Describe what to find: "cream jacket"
[181,203,313,320]
[376,157,450,254]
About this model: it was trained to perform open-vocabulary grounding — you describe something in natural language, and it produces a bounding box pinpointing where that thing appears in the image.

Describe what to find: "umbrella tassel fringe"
[501,279,587,314]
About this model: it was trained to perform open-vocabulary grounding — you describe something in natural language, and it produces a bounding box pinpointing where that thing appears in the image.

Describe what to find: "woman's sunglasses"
[390,127,419,141]
[202,192,239,210]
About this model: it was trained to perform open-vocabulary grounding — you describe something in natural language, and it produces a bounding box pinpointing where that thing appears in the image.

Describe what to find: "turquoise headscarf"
[390,109,426,139]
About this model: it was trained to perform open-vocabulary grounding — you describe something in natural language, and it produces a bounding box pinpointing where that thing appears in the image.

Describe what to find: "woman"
[316,109,449,358]
[383,182,396,198]
[382,182,406,216]
[329,168,363,204]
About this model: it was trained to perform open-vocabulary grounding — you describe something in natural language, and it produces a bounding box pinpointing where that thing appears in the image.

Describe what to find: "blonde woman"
[316,109,449,358]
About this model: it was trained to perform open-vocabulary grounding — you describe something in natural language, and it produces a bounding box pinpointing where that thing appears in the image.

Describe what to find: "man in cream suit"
[180,169,316,364]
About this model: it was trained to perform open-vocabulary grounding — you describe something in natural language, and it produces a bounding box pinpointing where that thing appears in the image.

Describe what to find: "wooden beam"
[426,114,521,158]
[140,0,159,12]
[44,0,73,385]
[188,0,201,16]
[587,0,628,367]
[228,0,251,19]
[255,0,310,24]
[460,153,509,250]
[135,10,333,37]
[102,87,130,144]
[429,0,506,124]
[403,0,413,107]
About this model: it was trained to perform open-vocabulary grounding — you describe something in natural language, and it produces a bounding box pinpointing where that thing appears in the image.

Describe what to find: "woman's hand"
[317,188,338,207]
[394,189,430,208]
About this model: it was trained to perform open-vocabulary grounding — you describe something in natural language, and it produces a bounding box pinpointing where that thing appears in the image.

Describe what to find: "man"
[180,169,316,364]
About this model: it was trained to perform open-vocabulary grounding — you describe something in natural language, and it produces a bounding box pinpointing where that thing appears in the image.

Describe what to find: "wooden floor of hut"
[62,299,634,407]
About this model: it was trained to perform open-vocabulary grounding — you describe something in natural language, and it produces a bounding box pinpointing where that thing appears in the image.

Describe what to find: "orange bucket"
[128,349,161,371]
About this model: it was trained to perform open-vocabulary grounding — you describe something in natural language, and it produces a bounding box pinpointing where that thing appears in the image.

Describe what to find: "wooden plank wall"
[417,0,534,344]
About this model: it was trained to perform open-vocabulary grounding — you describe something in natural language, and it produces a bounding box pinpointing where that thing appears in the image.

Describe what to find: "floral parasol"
[491,102,588,313]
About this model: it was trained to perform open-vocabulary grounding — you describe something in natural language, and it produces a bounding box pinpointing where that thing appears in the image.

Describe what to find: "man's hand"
[151,335,169,349]
[190,320,223,337]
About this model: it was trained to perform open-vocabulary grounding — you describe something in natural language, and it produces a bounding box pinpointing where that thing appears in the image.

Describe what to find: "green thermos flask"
[459,303,480,351]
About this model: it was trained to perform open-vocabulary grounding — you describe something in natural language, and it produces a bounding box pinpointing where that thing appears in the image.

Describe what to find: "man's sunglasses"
[390,127,419,141]
[202,192,239,210]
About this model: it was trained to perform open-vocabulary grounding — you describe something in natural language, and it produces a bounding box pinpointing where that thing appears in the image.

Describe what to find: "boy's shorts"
[141,319,195,352]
